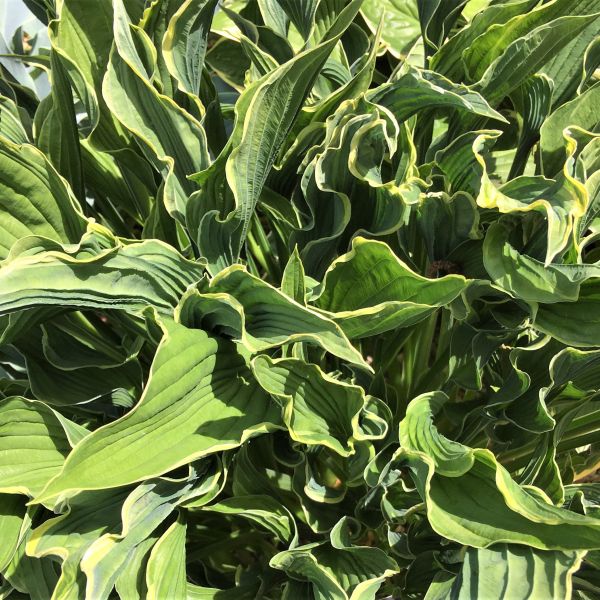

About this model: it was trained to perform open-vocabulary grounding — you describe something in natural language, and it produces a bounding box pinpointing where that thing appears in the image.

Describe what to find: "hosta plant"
[1,0,600,598]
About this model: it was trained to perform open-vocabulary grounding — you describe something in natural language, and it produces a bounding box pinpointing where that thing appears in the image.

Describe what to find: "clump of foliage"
[0,0,600,598]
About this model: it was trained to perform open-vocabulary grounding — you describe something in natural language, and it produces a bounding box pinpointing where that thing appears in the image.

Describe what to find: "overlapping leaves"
[0,0,600,598]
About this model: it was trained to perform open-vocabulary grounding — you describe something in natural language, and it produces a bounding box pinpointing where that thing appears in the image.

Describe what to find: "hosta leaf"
[50,0,118,140]
[0,95,30,144]
[476,15,599,104]
[202,495,295,543]
[271,518,399,600]
[435,129,497,197]
[26,488,129,599]
[277,0,319,39]
[509,74,554,179]
[281,246,307,304]
[0,138,86,260]
[417,191,481,262]
[257,0,289,38]
[534,280,600,347]
[483,218,600,304]
[442,545,585,600]
[295,19,380,131]
[370,65,506,123]
[4,531,59,600]
[0,397,78,496]
[40,312,141,370]
[114,536,158,600]
[162,0,219,97]
[360,0,420,59]
[37,49,84,201]
[252,355,370,456]
[177,265,367,367]
[0,230,203,316]
[475,131,588,264]
[146,516,187,600]
[541,82,600,177]
[399,393,600,550]
[80,477,195,600]
[222,0,363,257]
[462,0,585,83]
[541,15,600,108]
[417,0,467,54]
[205,37,249,90]
[315,238,467,338]
[0,494,26,572]
[430,0,539,80]
[104,0,209,222]
[18,329,142,408]
[581,37,600,95]
[34,320,279,502]
[4,0,600,595]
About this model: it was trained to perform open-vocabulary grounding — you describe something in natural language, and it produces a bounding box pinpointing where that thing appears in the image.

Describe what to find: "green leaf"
[476,14,599,104]
[277,0,319,39]
[0,397,76,496]
[146,516,187,600]
[79,477,195,600]
[541,15,600,108]
[398,393,600,550]
[534,280,600,347]
[252,355,377,456]
[483,218,600,304]
[0,137,86,260]
[34,320,279,503]
[162,0,219,97]
[3,530,59,600]
[202,495,295,543]
[103,0,209,222]
[27,488,128,599]
[315,238,467,338]
[462,0,587,83]
[177,265,367,367]
[361,0,420,59]
[37,49,84,200]
[442,545,584,600]
[281,246,307,304]
[430,0,539,80]
[370,65,507,123]
[0,494,26,572]
[475,130,588,264]
[541,83,600,177]
[222,0,364,257]
[0,230,203,317]
[271,518,399,600]
[0,95,30,144]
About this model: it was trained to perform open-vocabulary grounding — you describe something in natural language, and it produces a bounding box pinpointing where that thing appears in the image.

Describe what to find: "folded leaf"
[370,66,506,123]
[162,0,219,97]
[0,231,203,316]
[541,82,600,177]
[475,130,588,264]
[252,355,371,456]
[398,393,600,550]
[202,495,295,543]
[361,0,420,59]
[315,237,467,338]
[104,0,209,221]
[178,265,367,367]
